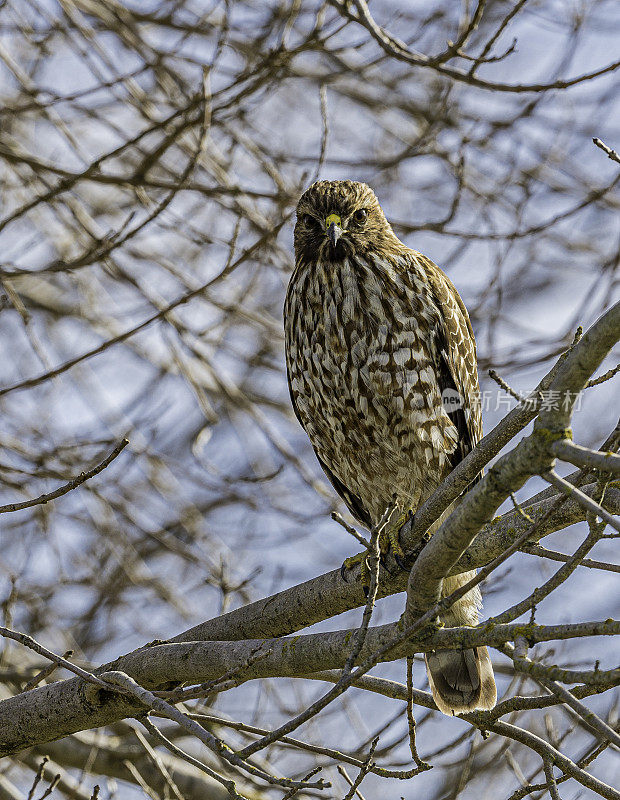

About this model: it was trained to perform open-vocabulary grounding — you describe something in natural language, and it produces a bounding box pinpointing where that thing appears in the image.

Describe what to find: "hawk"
[284,180,496,715]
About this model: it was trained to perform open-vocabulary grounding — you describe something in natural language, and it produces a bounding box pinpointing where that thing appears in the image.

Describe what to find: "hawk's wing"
[415,253,483,476]
[285,354,373,528]
[315,452,373,528]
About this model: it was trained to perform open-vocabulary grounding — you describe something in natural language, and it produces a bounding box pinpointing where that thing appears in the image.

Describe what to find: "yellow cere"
[325,213,341,228]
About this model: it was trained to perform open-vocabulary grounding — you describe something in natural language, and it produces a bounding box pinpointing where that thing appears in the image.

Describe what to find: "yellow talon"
[340,550,370,591]
[381,511,409,561]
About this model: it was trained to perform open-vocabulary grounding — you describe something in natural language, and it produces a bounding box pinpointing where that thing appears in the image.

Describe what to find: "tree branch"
[1,618,618,756]
[0,439,129,514]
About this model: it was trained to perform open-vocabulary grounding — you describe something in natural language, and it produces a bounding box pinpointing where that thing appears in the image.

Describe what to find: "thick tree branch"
[1,618,618,756]
[1,297,617,758]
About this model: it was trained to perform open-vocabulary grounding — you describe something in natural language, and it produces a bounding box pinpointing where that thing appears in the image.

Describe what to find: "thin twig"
[139,717,247,799]
[490,509,607,624]
[182,709,395,777]
[313,82,329,182]
[585,362,620,388]
[331,512,371,549]
[504,643,620,749]
[23,650,74,692]
[542,470,620,533]
[337,766,368,800]
[129,724,185,800]
[281,767,323,800]
[489,369,524,403]
[338,0,620,93]
[543,758,561,800]
[0,219,291,399]
[510,492,534,523]
[521,543,620,574]
[490,720,620,800]
[0,439,129,513]
[343,504,388,673]
[27,757,48,800]
[237,503,391,760]
[0,627,112,689]
[99,671,328,793]
[35,774,60,800]
[406,656,431,772]
[340,737,377,800]
[593,137,620,166]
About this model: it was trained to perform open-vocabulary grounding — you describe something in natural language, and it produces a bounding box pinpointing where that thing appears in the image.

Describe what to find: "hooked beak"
[325,213,343,248]
[327,222,343,248]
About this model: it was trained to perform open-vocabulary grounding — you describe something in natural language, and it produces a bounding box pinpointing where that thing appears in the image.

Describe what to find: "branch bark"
[1,618,618,756]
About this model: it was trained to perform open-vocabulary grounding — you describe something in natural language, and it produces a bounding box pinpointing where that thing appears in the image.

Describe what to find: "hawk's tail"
[425,645,496,715]
[424,569,497,715]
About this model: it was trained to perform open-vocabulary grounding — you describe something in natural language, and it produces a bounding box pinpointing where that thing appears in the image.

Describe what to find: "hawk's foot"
[340,549,372,594]
[384,510,410,570]
[340,510,411,592]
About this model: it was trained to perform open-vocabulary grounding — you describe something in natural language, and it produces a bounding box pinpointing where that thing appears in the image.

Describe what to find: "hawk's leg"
[384,510,408,565]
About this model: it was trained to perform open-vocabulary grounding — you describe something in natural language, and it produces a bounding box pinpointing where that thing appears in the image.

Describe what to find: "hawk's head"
[294,180,401,264]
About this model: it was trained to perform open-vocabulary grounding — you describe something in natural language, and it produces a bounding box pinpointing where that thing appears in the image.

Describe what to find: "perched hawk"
[284,180,496,715]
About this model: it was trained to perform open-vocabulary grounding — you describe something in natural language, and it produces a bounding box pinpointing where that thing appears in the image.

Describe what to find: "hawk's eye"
[353,208,368,224]
[301,213,315,226]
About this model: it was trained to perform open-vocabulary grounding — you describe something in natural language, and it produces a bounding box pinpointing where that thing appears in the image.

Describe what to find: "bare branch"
[593,137,620,166]
[1,617,618,755]
[520,544,619,574]
[332,0,620,93]
[551,439,620,475]
[99,671,328,793]
[543,470,620,533]
[0,439,129,514]
[503,643,620,749]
